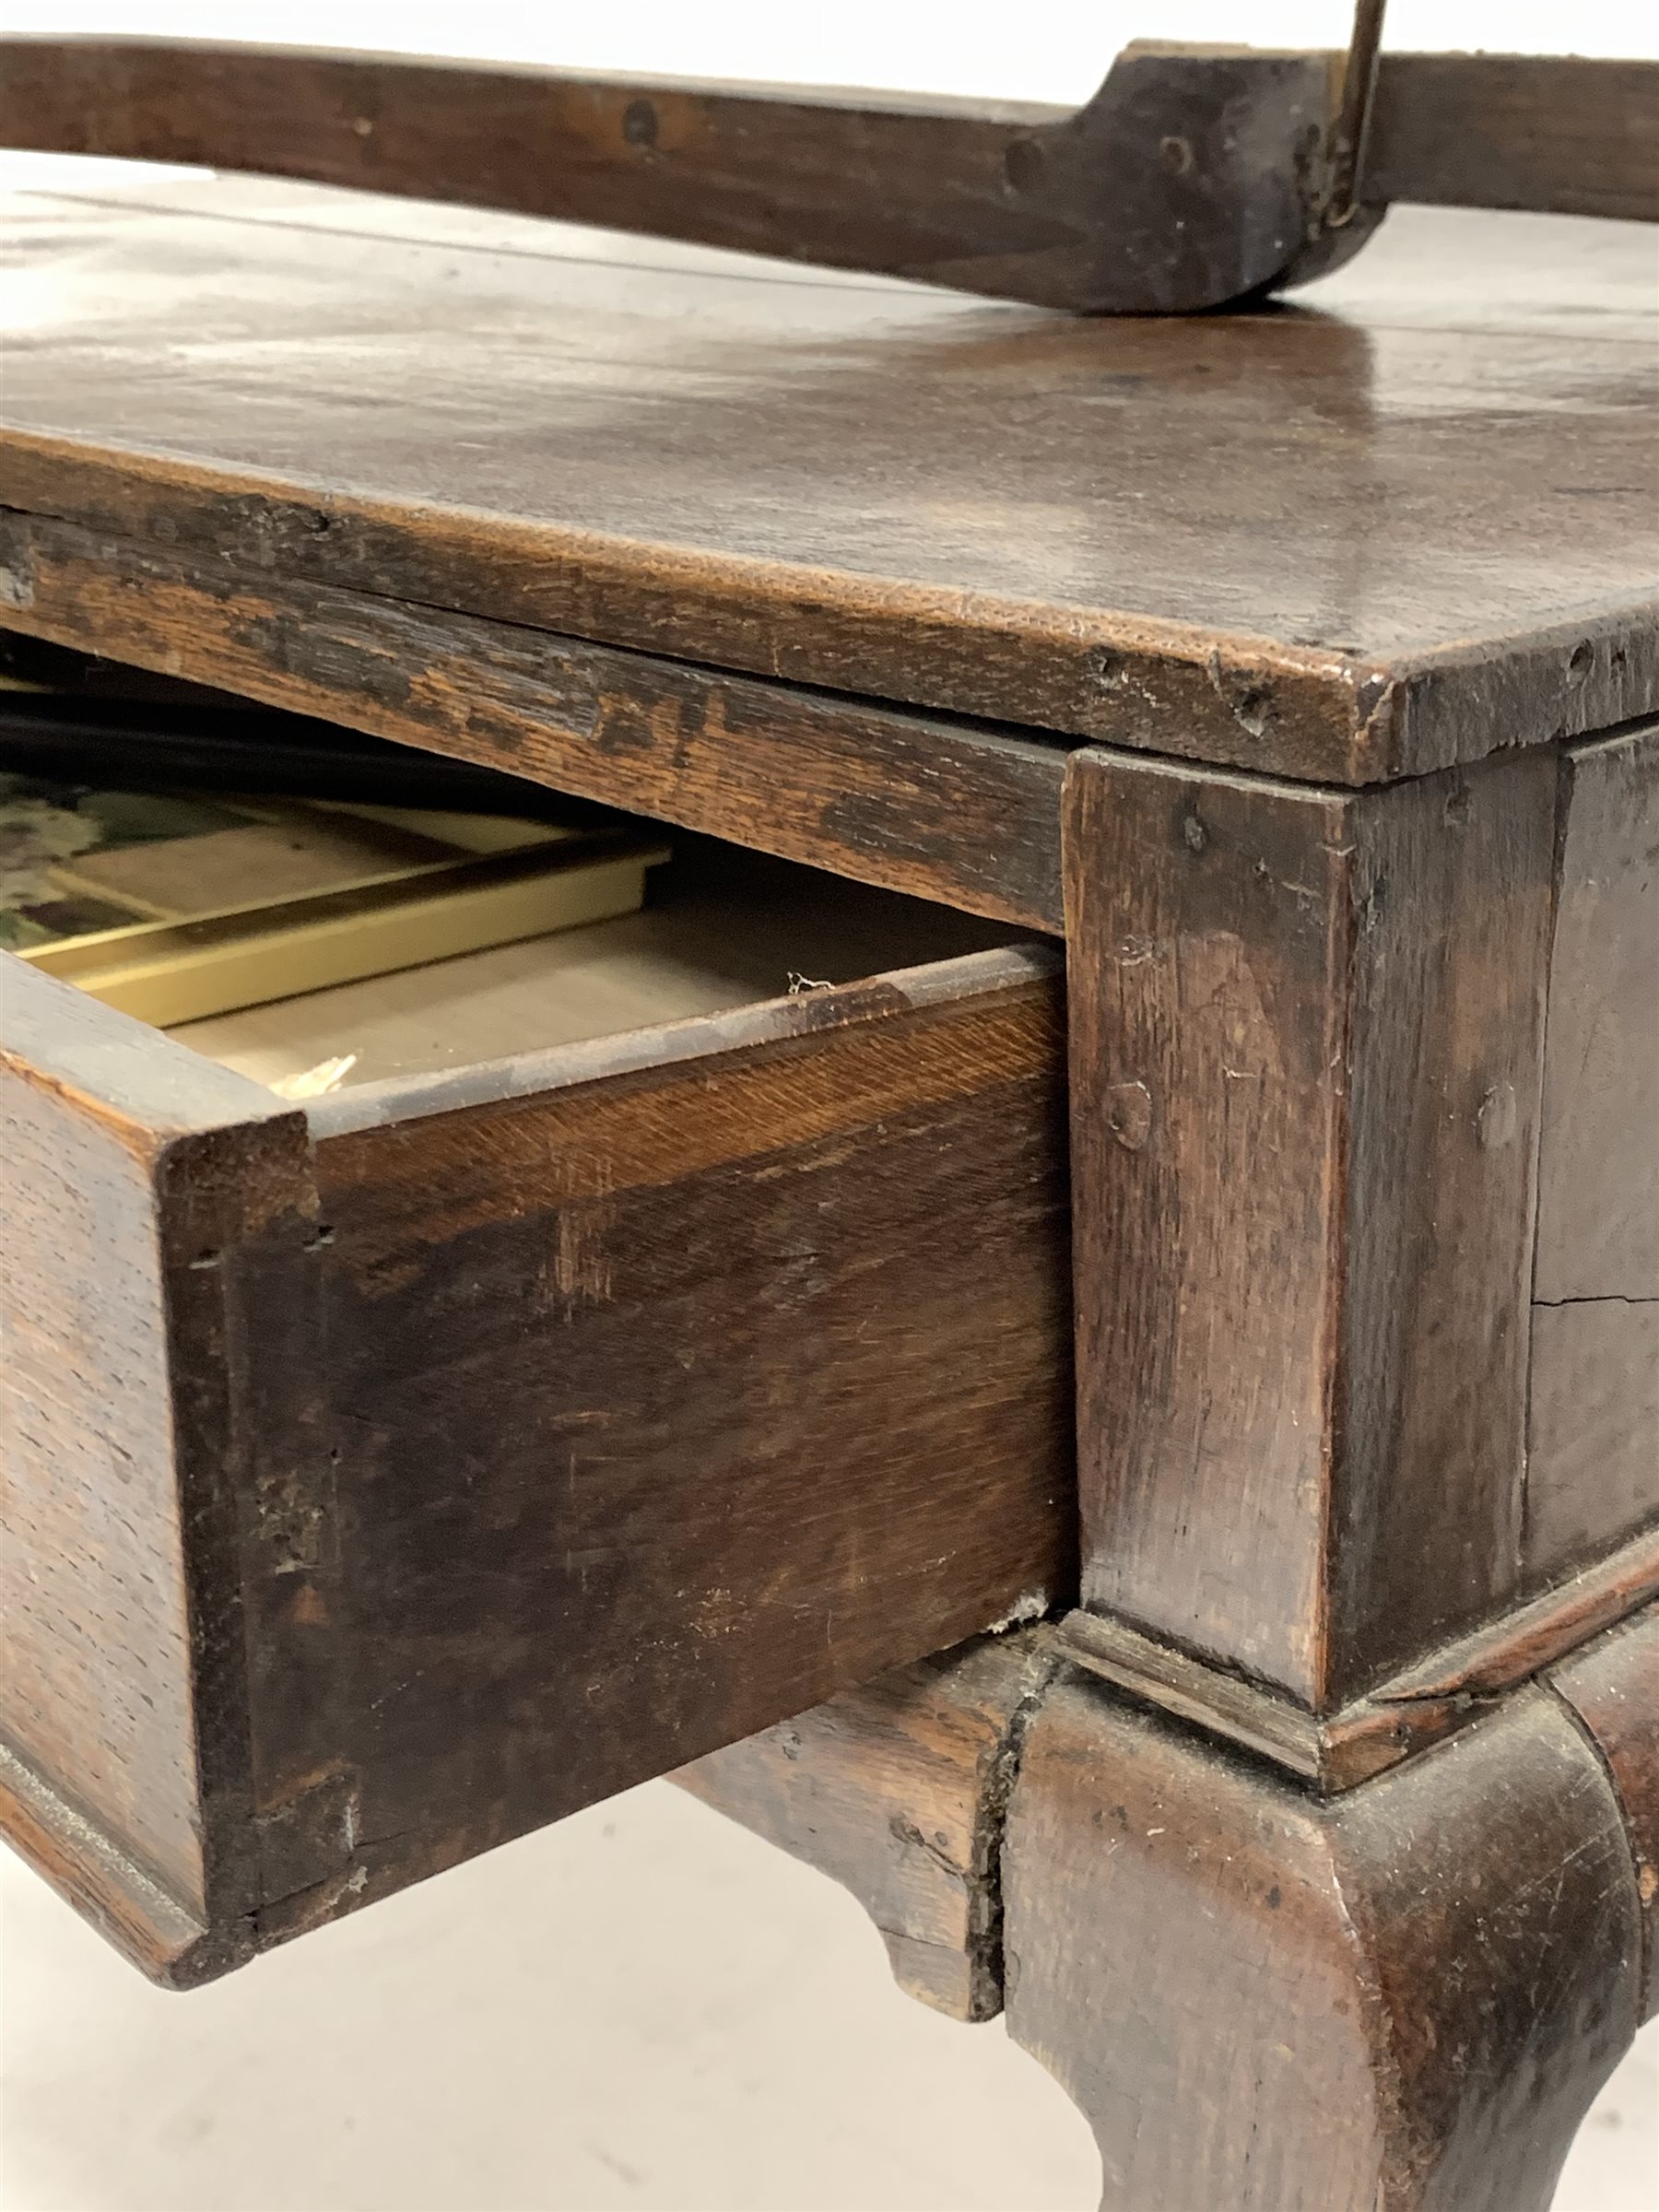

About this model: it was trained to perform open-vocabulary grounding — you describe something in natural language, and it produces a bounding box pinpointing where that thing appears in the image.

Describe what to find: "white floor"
[1,1779,1653,2212]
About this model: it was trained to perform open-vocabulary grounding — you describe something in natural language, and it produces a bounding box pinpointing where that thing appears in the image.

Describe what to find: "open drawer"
[0,841,1072,1984]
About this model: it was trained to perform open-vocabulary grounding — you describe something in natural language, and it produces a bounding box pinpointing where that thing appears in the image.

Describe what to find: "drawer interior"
[166,839,1018,1091]
[0,657,1016,1094]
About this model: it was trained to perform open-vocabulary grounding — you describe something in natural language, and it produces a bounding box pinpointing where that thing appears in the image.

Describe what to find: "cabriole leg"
[1004,1673,1643,2212]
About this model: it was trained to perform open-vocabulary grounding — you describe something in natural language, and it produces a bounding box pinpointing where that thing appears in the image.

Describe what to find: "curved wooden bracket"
[674,1625,1062,2022]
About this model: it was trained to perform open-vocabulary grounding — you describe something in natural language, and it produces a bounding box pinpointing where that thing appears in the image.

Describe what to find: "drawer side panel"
[0,1025,205,1909]
[1,958,319,1967]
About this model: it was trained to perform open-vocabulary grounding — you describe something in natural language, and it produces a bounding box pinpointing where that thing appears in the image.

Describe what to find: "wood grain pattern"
[1005,1673,1643,2211]
[0,37,1339,314]
[0,956,320,1977]
[0,1732,221,1978]
[1,181,1654,783]
[4,877,1075,1978]
[1551,1604,1659,2019]
[1535,722,1659,1304]
[1065,742,1556,1708]
[251,947,1073,1933]
[1524,722,1659,1589]
[1057,1606,1444,1790]
[1367,53,1659,223]
[675,1626,1061,2021]
[1061,1521,1659,1790]
[1,982,212,1914]
[4,41,1652,302]
[0,513,1067,932]
[1525,1303,1659,1588]
[1372,1522,1659,1700]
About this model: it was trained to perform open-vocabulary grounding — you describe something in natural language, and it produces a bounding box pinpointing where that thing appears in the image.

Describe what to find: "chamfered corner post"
[1059,738,1560,1715]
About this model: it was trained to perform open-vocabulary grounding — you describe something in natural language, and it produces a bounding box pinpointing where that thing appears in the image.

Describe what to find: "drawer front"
[0,945,1071,1982]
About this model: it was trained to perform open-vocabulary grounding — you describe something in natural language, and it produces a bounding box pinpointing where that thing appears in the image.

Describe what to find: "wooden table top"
[1,164,1655,782]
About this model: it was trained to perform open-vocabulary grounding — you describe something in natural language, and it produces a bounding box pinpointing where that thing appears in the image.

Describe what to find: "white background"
[2,0,1658,91]
[1,5,1657,2208]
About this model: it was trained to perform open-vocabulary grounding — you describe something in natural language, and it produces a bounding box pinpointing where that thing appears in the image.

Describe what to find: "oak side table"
[1,168,1654,2211]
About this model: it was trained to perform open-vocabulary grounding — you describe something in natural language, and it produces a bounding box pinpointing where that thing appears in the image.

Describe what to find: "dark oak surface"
[1065,742,1556,1709]
[1061,1522,1659,1793]
[0,973,282,1912]
[1551,1605,1659,2021]
[1535,722,1659,1307]
[0,960,321,1978]
[0,171,1654,781]
[1006,1674,1644,2212]
[1,864,1076,1983]
[1366,53,1659,222]
[262,945,1073,1947]
[1525,721,1659,1589]
[0,39,1347,316]
[1526,1302,1659,1590]
[0,515,1068,932]
[677,1625,1061,2022]
[1,139,1655,2212]
[2,42,1653,312]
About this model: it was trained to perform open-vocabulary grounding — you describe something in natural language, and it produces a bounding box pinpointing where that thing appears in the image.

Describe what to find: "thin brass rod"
[1329,0,1389,221]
